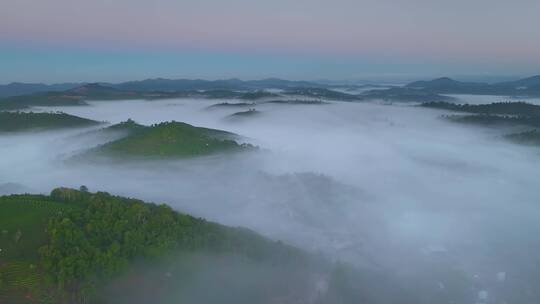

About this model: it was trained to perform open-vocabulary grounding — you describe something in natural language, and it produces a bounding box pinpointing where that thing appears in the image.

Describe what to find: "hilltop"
[84,121,253,159]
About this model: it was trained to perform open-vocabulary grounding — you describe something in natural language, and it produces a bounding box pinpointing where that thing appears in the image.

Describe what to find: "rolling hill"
[84,121,253,159]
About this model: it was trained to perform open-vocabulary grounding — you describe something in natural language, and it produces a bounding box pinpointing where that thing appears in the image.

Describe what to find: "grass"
[0,111,101,132]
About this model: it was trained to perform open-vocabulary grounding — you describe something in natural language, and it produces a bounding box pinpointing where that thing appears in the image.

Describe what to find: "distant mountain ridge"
[0,82,83,97]
[0,78,335,97]
[406,77,488,89]
[405,75,540,95]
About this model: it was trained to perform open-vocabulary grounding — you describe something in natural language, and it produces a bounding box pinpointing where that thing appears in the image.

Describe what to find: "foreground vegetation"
[0,188,301,302]
[0,111,101,132]
[0,188,383,304]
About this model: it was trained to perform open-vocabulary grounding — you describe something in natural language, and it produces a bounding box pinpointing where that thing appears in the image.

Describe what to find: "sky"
[1,0,539,83]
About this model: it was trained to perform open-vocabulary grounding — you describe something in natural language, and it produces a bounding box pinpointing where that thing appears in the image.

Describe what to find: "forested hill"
[0,111,101,132]
[0,187,399,304]
[83,121,254,159]
[0,188,307,303]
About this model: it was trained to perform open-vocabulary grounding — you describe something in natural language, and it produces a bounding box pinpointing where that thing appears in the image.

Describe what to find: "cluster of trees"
[39,188,302,300]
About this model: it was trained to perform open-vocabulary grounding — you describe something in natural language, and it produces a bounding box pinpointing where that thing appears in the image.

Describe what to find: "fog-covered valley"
[2,95,540,303]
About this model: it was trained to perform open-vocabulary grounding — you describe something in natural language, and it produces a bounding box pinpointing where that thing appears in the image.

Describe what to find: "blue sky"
[1,0,539,83]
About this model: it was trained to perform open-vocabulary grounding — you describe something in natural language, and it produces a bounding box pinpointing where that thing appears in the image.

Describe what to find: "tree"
[79,185,88,193]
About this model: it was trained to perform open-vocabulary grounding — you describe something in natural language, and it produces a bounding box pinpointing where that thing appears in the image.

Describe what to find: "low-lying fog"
[2,97,540,303]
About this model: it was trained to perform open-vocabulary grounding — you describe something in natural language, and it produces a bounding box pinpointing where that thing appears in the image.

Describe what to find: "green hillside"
[0,188,365,304]
[0,111,101,132]
[87,121,253,158]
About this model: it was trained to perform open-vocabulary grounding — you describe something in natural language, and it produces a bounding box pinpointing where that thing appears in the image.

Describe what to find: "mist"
[1,97,540,303]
